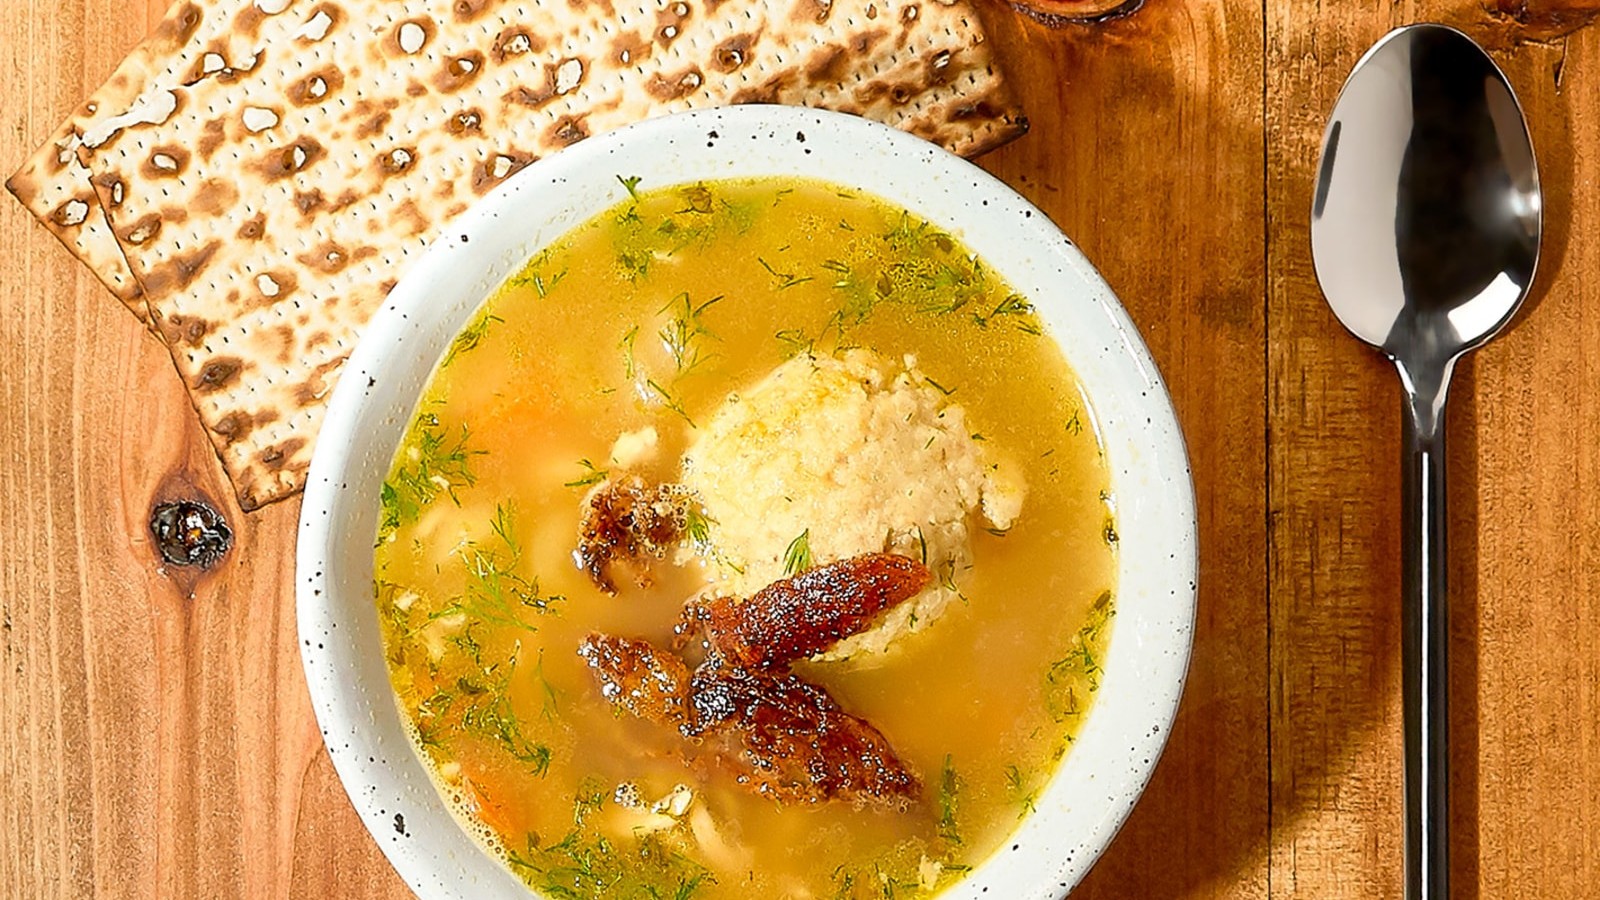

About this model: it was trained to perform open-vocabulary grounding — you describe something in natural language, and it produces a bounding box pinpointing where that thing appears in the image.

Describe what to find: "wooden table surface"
[5,0,1600,897]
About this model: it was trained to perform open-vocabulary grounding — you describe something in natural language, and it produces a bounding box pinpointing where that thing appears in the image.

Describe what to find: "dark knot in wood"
[150,500,234,569]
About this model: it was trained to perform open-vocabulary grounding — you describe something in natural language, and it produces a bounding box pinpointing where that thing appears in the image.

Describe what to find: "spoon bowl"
[1313,24,1540,361]
[1311,22,1540,900]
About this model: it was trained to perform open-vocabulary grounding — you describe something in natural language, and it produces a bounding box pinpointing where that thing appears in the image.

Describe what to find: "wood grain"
[0,1,407,897]
[979,1,1271,896]
[5,0,1600,897]
[1267,1,1600,897]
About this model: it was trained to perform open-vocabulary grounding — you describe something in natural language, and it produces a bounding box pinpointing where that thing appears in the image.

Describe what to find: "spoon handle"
[1401,396,1449,900]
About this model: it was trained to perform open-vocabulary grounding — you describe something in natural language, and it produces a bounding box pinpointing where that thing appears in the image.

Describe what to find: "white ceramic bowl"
[298,105,1196,899]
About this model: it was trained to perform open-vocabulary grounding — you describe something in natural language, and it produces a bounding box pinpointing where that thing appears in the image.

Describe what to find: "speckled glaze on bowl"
[297,105,1197,899]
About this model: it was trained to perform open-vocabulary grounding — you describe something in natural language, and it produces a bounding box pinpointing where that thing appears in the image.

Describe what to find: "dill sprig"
[1044,590,1115,722]
[757,256,814,291]
[645,378,695,426]
[620,325,640,380]
[1005,763,1039,819]
[439,502,565,633]
[937,754,962,847]
[685,506,713,553]
[563,458,609,489]
[783,529,813,576]
[379,414,484,538]
[444,313,504,365]
[658,291,722,375]
[458,668,551,775]
[504,820,714,898]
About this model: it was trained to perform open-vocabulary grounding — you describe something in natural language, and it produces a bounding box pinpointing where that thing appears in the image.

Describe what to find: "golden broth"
[374,177,1116,899]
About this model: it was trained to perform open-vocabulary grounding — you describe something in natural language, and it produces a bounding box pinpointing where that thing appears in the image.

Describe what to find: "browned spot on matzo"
[236,212,266,241]
[288,67,344,106]
[193,355,243,393]
[141,239,219,296]
[433,53,486,93]
[193,177,240,215]
[712,33,758,72]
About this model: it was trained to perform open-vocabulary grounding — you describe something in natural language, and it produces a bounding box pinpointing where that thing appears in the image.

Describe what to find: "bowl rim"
[297,103,1197,900]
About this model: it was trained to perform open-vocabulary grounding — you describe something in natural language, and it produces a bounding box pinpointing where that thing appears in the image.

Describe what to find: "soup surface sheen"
[374,177,1116,899]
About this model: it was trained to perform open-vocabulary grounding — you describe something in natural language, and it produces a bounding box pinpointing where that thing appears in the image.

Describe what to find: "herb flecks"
[783,528,813,576]
[444,502,565,634]
[659,291,722,375]
[685,505,713,553]
[459,667,551,775]
[504,819,713,899]
[937,754,963,847]
[758,256,814,291]
[1045,590,1115,723]
[620,325,640,380]
[564,458,609,489]
[380,415,484,539]
[445,313,504,365]
[1005,764,1039,819]
[645,378,695,426]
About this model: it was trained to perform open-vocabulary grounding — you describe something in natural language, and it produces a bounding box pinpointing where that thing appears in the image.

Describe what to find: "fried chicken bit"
[577,633,694,732]
[700,553,932,669]
[575,475,695,594]
[691,663,921,805]
[579,635,920,806]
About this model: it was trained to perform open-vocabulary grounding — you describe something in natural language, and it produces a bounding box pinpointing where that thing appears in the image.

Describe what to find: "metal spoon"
[1310,23,1540,899]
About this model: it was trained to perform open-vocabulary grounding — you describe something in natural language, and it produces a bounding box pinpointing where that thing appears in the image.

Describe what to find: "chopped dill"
[459,675,551,775]
[618,173,643,200]
[685,505,713,553]
[646,378,696,426]
[980,293,1035,323]
[1066,409,1083,435]
[563,458,609,489]
[532,650,560,721]
[620,325,640,380]
[659,291,722,375]
[937,754,962,846]
[1005,764,1039,818]
[774,328,814,356]
[379,415,484,539]
[441,502,565,633]
[783,529,813,576]
[757,256,814,290]
[506,249,567,298]
[923,376,956,396]
[504,821,714,898]
[617,248,652,282]
[1045,590,1115,721]
[444,313,504,365]
[678,183,715,214]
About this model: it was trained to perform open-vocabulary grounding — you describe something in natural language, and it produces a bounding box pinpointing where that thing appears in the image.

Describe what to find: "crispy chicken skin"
[577,632,695,732]
[700,553,932,669]
[577,554,931,805]
[691,660,920,804]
